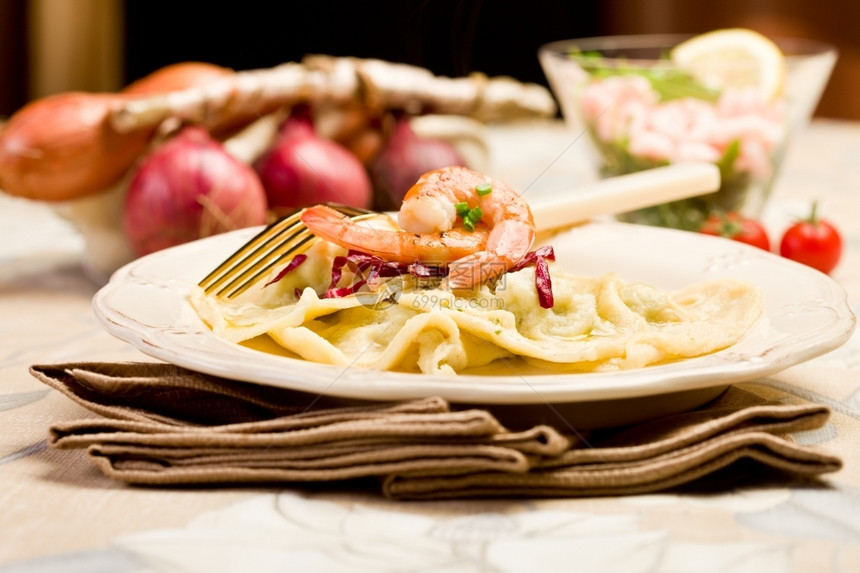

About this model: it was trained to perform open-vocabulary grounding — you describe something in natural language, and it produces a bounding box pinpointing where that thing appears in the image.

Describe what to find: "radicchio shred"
[264,254,308,287]
[266,247,555,309]
[325,250,445,298]
[511,245,555,309]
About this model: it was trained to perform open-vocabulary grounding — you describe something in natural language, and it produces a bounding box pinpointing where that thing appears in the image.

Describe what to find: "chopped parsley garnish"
[475,183,493,196]
[455,202,483,232]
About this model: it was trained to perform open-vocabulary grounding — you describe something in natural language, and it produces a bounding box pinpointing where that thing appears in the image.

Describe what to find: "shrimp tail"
[445,251,508,291]
[301,204,488,264]
[300,205,401,259]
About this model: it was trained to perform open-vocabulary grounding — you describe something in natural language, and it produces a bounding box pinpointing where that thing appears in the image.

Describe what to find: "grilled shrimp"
[299,203,490,263]
[300,166,535,290]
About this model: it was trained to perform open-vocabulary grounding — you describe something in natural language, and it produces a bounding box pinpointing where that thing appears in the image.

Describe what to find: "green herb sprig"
[455,202,484,231]
[475,183,493,196]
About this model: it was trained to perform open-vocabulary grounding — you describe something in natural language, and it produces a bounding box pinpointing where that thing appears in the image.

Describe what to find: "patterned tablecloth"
[2,119,859,572]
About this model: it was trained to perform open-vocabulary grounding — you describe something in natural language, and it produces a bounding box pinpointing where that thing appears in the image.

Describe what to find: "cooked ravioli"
[190,239,762,375]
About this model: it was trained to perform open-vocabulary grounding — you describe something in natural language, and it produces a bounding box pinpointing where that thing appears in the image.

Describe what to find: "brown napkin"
[31,362,842,500]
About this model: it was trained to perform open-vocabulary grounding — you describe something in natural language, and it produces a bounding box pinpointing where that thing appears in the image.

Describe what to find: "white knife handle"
[529,163,721,232]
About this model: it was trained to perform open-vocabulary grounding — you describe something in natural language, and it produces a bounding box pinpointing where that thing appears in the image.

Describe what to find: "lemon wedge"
[670,28,786,100]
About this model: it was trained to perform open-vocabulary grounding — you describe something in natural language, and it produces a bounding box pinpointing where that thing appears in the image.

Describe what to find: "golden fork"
[198,203,377,298]
[199,163,721,299]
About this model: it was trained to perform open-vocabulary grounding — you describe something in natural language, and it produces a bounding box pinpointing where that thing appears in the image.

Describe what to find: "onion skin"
[123,126,267,256]
[0,92,155,201]
[122,62,233,95]
[324,102,386,166]
[0,63,234,202]
[369,115,466,211]
[254,105,372,211]
[123,62,256,136]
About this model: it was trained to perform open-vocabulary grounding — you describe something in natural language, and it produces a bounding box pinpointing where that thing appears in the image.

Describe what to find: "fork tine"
[199,204,374,299]
[210,219,316,299]
[198,210,304,295]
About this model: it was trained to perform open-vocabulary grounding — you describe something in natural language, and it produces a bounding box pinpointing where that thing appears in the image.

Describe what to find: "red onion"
[123,126,267,256]
[254,105,372,212]
[369,114,467,210]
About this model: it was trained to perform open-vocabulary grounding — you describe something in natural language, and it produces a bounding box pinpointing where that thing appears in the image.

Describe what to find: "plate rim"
[93,220,857,405]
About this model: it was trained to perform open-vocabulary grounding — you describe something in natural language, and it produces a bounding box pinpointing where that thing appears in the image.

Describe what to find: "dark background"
[123,1,600,90]
[2,0,858,119]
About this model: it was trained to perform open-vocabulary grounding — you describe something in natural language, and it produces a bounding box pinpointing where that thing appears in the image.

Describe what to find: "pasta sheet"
[190,240,762,375]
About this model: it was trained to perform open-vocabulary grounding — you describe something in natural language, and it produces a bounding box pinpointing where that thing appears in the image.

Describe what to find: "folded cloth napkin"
[31,362,842,500]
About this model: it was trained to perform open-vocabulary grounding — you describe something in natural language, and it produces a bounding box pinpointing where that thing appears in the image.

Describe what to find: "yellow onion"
[0,63,234,202]
[0,93,154,201]
[122,62,233,96]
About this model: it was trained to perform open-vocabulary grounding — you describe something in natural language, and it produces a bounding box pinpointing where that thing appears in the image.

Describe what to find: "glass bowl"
[539,33,837,230]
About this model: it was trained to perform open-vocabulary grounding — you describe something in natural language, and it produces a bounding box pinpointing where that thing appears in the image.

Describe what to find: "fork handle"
[529,162,721,232]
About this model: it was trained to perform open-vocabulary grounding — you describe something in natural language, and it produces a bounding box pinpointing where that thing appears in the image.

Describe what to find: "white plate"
[93,220,855,428]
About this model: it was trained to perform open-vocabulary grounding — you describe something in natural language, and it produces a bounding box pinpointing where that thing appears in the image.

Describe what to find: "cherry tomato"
[779,203,842,274]
[699,212,771,251]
